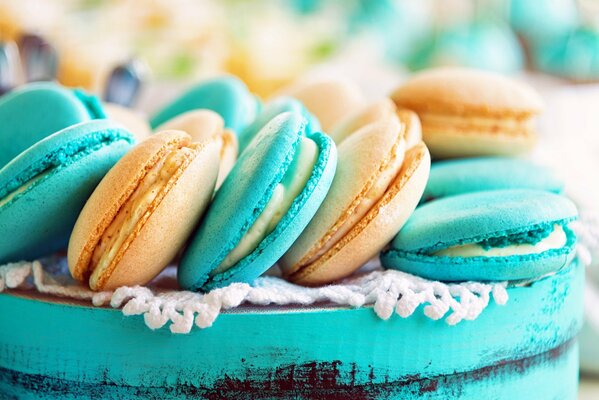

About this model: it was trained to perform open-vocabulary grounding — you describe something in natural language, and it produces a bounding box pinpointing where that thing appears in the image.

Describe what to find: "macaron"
[0,120,134,264]
[103,103,152,142]
[178,111,337,292]
[277,79,365,133]
[391,67,543,158]
[155,110,237,188]
[68,130,220,291]
[381,189,578,282]
[330,97,422,148]
[237,96,321,152]
[280,114,431,286]
[149,76,260,133]
[0,82,105,168]
[422,157,563,202]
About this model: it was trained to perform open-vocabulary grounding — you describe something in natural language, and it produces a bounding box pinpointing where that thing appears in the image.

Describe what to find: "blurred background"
[2,0,599,396]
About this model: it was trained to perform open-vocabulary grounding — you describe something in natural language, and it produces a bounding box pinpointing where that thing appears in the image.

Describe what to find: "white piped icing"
[434,224,567,258]
[215,137,318,272]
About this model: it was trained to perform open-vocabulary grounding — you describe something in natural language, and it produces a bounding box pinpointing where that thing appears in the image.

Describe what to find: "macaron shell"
[103,103,151,141]
[279,79,364,132]
[68,130,195,281]
[0,82,104,168]
[155,110,225,142]
[238,97,320,152]
[149,76,259,133]
[421,120,537,158]
[397,108,422,149]
[178,112,309,291]
[280,116,404,276]
[94,140,221,290]
[329,97,396,144]
[423,158,564,201]
[203,131,337,291]
[0,120,133,264]
[154,110,237,188]
[389,189,578,254]
[287,142,431,285]
[391,67,543,116]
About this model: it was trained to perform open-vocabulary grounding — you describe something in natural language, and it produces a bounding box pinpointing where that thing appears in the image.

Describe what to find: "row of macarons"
[0,67,577,293]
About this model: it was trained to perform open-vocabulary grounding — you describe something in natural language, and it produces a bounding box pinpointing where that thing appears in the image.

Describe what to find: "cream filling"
[304,138,406,266]
[89,147,194,287]
[213,137,319,274]
[0,171,51,208]
[420,113,535,133]
[433,224,567,258]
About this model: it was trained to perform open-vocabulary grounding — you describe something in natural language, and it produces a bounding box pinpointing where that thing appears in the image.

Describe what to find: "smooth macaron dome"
[280,114,431,286]
[103,103,152,142]
[0,120,134,264]
[277,79,365,133]
[381,189,578,282]
[391,67,543,158]
[178,111,337,292]
[0,82,106,169]
[149,76,260,133]
[68,130,220,291]
[237,96,321,152]
[155,110,238,189]
[422,157,564,202]
[330,97,422,148]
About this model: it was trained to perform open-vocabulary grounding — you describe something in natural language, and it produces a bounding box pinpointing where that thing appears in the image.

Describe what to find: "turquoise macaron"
[237,96,321,152]
[179,111,337,292]
[0,120,134,264]
[381,189,577,282]
[150,76,260,133]
[422,157,563,202]
[0,82,106,169]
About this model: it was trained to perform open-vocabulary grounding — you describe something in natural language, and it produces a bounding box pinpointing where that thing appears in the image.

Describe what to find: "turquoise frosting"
[149,76,260,133]
[0,82,106,169]
[381,189,578,282]
[179,111,337,291]
[423,157,563,202]
[0,259,583,398]
[237,96,321,152]
[0,120,134,263]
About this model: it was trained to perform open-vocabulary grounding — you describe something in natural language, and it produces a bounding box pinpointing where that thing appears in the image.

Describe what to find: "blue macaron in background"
[149,76,261,133]
[0,120,134,264]
[179,111,337,292]
[422,157,564,202]
[237,96,321,152]
[0,82,106,169]
[381,189,578,282]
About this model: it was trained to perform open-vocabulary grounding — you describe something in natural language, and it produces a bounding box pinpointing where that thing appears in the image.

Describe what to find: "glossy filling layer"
[433,224,567,258]
[213,137,318,274]
[0,171,51,207]
[89,146,196,287]
[421,113,535,136]
[302,138,406,266]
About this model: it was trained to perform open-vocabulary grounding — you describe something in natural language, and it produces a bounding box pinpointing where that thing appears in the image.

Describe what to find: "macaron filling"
[421,113,535,136]
[433,223,567,258]
[88,145,199,288]
[213,136,319,273]
[302,136,407,266]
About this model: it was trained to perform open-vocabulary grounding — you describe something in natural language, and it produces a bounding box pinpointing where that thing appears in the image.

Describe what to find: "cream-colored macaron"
[277,79,365,133]
[330,98,422,148]
[391,67,543,158]
[280,113,431,286]
[154,110,238,188]
[68,130,220,291]
[103,103,152,142]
